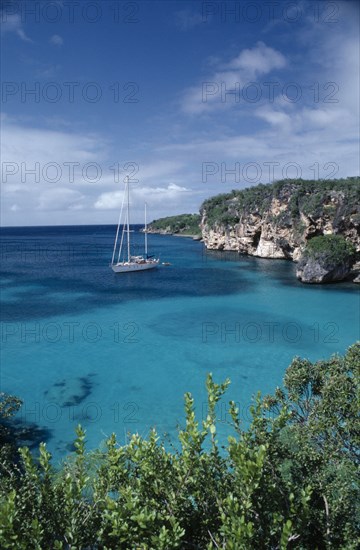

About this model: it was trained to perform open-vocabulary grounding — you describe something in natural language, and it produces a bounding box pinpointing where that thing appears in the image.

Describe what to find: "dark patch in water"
[3,419,53,450]
[44,373,96,407]
[73,411,95,422]
[65,442,77,453]
[63,394,82,406]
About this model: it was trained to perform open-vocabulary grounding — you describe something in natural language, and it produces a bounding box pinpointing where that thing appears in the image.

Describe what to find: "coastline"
[147,230,202,241]
[172,233,202,240]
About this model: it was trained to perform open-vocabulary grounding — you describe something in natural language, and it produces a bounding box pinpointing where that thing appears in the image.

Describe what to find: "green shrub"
[0,343,359,548]
[149,214,201,235]
[201,177,360,230]
[303,234,356,266]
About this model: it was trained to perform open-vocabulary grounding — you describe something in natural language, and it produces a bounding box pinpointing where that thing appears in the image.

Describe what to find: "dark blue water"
[1,225,359,461]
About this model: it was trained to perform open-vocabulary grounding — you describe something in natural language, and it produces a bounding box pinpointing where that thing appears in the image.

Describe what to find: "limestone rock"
[296,257,352,283]
[200,181,360,267]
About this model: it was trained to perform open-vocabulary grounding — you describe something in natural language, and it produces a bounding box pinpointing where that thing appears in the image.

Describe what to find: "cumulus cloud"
[94,183,191,210]
[182,42,287,114]
[225,42,286,77]
[50,34,63,46]
[136,161,186,183]
[1,14,32,42]
[252,13,359,143]
[94,191,123,210]
[255,108,292,128]
[37,188,84,211]
[0,116,199,224]
[175,9,204,30]
[1,117,110,224]
[176,10,359,183]
[1,118,108,170]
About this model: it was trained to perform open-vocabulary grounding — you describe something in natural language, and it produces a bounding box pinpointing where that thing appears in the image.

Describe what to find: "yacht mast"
[126,176,130,262]
[111,180,126,265]
[144,202,148,257]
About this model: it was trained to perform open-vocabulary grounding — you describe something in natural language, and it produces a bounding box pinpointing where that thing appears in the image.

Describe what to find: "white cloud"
[225,41,286,77]
[182,42,287,114]
[177,12,359,184]
[1,118,108,170]
[94,183,191,210]
[94,191,123,210]
[0,117,199,224]
[37,188,84,211]
[1,14,32,42]
[50,34,63,46]
[252,16,359,143]
[255,104,350,133]
[0,118,111,224]
[137,161,186,182]
[175,9,204,30]
[157,121,359,183]
[255,108,292,128]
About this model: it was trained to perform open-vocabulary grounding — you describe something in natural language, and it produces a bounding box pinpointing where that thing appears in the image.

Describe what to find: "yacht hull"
[111,260,159,273]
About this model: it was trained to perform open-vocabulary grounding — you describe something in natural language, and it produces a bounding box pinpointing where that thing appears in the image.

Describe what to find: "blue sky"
[1,0,359,225]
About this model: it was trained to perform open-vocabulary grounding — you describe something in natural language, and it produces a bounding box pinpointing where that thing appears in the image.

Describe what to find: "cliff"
[296,235,356,283]
[200,178,360,262]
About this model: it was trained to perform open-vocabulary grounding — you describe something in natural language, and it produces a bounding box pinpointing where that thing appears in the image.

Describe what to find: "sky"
[1,0,359,226]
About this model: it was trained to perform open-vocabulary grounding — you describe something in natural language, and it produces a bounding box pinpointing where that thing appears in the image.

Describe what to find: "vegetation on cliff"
[199,178,359,264]
[302,235,356,265]
[148,213,201,236]
[1,343,359,548]
[200,177,360,227]
[296,235,357,283]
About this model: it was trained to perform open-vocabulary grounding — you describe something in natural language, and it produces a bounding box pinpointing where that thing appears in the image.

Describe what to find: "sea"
[1,225,359,463]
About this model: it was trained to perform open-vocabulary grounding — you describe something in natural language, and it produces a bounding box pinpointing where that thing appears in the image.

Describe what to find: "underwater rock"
[44,374,96,407]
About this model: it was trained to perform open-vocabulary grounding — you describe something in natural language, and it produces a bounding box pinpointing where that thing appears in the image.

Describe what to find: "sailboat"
[110,177,159,273]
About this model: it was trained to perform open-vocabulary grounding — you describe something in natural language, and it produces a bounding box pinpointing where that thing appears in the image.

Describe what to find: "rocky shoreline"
[200,179,359,284]
[149,179,360,284]
[147,228,202,240]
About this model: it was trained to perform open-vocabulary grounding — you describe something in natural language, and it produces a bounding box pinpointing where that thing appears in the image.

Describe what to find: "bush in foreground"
[0,343,359,549]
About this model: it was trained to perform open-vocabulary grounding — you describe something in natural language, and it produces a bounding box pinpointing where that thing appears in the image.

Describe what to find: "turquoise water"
[1,226,359,461]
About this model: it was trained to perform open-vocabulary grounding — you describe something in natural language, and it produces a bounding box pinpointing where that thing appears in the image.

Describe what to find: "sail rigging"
[110,177,159,273]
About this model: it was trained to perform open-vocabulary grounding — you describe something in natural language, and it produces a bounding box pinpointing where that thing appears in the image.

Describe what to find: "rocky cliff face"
[296,257,353,283]
[295,234,357,283]
[200,179,360,262]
